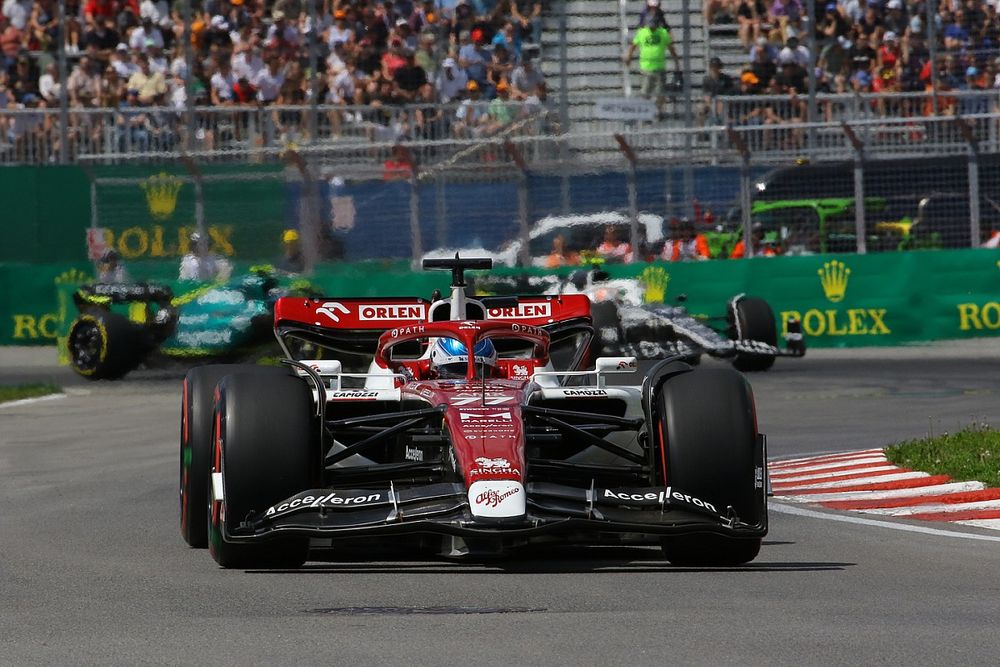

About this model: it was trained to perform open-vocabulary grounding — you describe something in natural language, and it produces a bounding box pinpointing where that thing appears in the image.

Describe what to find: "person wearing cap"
[97,249,130,283]
[453,79,488,137]
[458,26,489,86]
[730,222,780,259]
[110,43,137,78]
[485,78,514,132]
[276,229,306,274]
[817,2,849,41]
[435,56,469,102]
[180,232,232,282]
[139,0,172,35]
[326,8,354,51]
[625,12,680,114]
[266,9,301,55]
[778,34,809,68]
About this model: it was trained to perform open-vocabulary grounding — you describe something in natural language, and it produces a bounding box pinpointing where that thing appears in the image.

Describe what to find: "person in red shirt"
[596,225,631,262]
[661,217,710,261]
[383,144,414,181]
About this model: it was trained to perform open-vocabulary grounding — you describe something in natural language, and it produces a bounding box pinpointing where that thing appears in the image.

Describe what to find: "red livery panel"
[274,297,431,330]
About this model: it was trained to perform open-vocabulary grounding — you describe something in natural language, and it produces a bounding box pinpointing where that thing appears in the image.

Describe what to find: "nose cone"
[468,481,525,519]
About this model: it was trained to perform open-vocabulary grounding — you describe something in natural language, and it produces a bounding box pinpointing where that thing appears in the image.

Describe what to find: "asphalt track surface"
[2,342,1000,665]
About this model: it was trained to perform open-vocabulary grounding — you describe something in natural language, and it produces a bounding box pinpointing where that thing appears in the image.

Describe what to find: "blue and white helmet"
[429,337,497,379]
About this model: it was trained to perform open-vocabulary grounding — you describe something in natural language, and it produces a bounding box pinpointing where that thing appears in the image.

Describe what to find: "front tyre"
[728,296,777,372]
[67,312,143,380]
[656,366,764,566]
[209,372,316,569]
[180,365,293,548]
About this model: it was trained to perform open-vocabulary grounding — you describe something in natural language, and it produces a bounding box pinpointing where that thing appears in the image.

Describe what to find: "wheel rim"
[69,321,104,372]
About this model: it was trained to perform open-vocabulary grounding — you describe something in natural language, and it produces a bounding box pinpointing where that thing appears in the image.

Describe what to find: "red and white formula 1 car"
[179,257,767,567]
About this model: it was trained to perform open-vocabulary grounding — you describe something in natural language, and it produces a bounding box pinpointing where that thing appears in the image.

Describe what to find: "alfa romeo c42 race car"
[179,258,768,568]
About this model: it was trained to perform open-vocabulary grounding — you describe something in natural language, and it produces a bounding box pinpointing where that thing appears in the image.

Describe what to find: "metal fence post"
[435,173,448,248]
[180,156,207,245]
[614,134,639,264]
[307,0,319,144]
[408,151,423,268]
[504,141,532,268]
[619,0,631,97]
[183,0,196,152]
[57,0,69,164]
[285,150,324,272]
[726,126,753,258]
[841,122,867,254]
[955,116,981,247]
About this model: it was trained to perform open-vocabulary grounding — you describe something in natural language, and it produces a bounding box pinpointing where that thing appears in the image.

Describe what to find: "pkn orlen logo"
[140,172,183,220]
[779,260,891,338]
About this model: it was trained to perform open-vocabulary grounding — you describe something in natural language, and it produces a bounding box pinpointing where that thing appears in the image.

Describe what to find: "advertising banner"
[2,251,998,348]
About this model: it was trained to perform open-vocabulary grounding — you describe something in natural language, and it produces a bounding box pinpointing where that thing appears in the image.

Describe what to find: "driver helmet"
[429,337,497,379]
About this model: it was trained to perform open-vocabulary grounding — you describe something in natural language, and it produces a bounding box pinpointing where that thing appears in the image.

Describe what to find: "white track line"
[770,465,899,484]
[770,502,1000,542]
[955,519,1000,530]
[858,500,1000,516]
[769,457,889,476]
[772,471,929,491]
[770,449,884,467]
[0,393,66,409]
[776,481,986,503]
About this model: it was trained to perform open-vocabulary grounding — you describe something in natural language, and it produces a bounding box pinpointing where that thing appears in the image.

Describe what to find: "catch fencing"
[70,110,1000,270]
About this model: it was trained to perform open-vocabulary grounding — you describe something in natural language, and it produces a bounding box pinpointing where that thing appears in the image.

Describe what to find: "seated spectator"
[817,2,849,42]
[661,218,709,261]
[458,27,490,86]
[768,0,803,40]
[453,79,488,137]
[208,56,237,106]
[394,49,428,102]
[110,43,137,78]
[883,0,907,37]
[37,62,60,105]
[326,8,354,50]
[487,42,515,88]
[436,56,469,102]
[27,0,59,52]
[778,34,809,69]
[82,16,120,59]
[129,16,164,52]
[492,21,521,62]
[415,30,439,75]
[735,0,766,49]
[510,54,544,100]
[414,82,446,140]
[0,15,24,70]
[511,0,541,46]
[484,78,514,133]
[67,55,100,107]
[730,223,780,258]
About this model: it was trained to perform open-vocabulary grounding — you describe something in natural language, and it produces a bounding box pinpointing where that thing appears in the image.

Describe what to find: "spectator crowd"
[701,0,1000,123]
[1,0,551,160]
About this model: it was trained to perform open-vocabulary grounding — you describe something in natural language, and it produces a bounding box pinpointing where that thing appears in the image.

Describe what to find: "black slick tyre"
[209,372,316,569]
[656,367,763,566]
[180,365,293,548]
[67,311,142,380]
[728,296,777,372]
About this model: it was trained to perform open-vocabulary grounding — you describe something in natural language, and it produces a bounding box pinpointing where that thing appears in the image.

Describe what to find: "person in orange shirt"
[596,225,631,262]
[545,234,579,268]
[661,217,710,261]
[731,222,780,258]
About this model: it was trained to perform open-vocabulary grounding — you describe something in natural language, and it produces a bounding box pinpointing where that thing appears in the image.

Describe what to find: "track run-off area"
[2,341,1000,665]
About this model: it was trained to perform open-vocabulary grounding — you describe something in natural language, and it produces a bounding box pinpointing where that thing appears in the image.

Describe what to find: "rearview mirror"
[595,357,638,373]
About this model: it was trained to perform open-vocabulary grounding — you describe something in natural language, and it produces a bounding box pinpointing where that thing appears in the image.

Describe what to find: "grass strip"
[0,383,62,404]
[886,425,1000,489]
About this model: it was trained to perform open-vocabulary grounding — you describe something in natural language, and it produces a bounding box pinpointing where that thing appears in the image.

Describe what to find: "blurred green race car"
[66,268,315,380]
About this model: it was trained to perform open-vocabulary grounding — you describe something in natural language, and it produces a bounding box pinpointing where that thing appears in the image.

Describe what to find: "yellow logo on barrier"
[140,172,183,220]
[641,266,669,303]
[818,260,850,303]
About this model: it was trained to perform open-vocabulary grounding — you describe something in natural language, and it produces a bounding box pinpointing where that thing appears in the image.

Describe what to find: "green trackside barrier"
[3,250,999,347]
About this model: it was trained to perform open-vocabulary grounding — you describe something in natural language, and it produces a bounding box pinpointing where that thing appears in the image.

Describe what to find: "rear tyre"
[180,365,293,548]
[656,367,763,566]
[67,312,143,380]
[728,296,777,372]
[209,372,316,569]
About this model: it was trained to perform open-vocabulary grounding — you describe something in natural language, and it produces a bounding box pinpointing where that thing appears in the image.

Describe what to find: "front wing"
[222,480,767,544]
